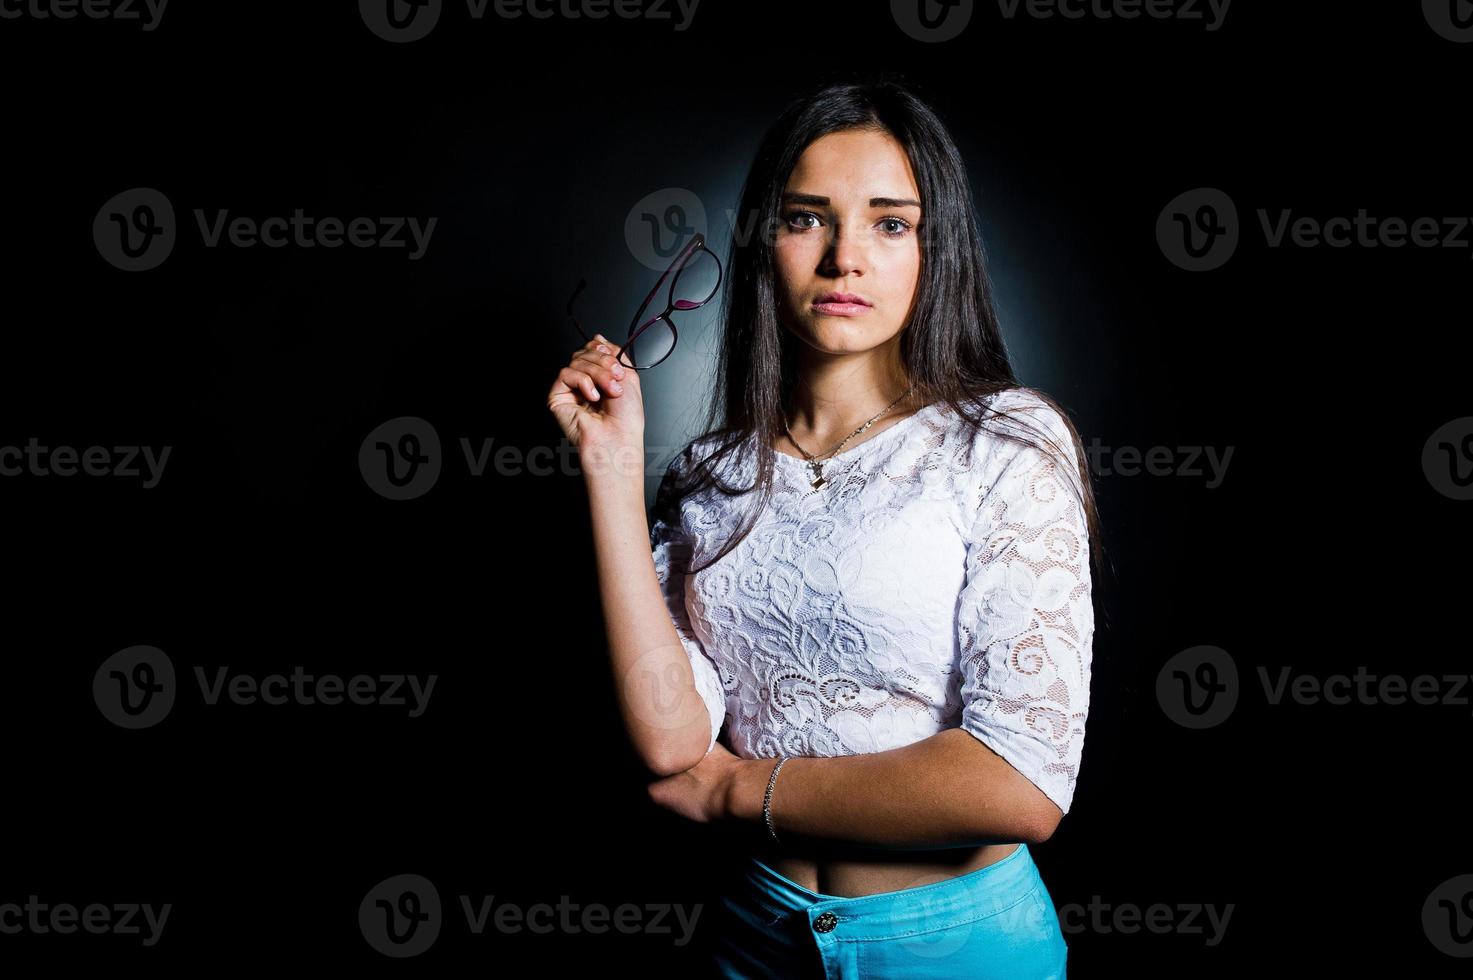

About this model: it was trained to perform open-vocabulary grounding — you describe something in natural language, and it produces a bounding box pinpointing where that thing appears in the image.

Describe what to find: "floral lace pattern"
[648,388,1094,814]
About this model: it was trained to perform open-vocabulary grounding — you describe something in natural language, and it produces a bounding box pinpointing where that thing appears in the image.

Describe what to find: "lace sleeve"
[649,446,727,759]
[955,396,1095,816]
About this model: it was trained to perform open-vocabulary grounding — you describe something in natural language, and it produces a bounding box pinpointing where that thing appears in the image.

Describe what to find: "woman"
[547,77,1102,979]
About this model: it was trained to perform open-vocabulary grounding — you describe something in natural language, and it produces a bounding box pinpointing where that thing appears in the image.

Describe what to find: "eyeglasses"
[566,232,723,370]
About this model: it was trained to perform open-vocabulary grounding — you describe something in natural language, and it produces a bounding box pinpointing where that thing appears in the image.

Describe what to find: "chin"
[783,309,892,350]
[812,315,889,338]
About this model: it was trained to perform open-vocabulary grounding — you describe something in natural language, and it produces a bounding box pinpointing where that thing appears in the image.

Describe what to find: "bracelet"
[762,757,788,843]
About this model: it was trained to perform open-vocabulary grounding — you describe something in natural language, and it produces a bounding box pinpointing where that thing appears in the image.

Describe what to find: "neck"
[784,348,917,447]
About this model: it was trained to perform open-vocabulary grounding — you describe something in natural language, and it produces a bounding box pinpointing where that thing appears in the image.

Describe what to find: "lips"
[816,292,871,306]
[813,291,874,316]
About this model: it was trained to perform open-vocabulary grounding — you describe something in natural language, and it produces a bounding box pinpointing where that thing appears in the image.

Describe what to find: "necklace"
[781,385,917,490]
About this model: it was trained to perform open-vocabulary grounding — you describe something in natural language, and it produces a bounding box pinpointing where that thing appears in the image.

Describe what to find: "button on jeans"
[706,842,1067,979]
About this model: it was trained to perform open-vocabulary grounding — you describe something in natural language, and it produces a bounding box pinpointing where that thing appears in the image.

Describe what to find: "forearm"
[585,461,712,777]
[726,728,1059,849]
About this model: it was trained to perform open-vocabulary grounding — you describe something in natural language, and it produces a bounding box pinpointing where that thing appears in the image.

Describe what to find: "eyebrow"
[782,192,922,210]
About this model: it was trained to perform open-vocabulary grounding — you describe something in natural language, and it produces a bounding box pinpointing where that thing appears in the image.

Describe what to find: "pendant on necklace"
[808,461,827,489]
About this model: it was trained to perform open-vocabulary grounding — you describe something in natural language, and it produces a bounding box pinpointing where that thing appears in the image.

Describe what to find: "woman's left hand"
[646,740,752,825]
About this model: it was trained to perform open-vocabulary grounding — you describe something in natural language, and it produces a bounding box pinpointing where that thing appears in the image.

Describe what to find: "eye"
[878,217,913,238]
[785,210,821,231]
[781,210,915,238]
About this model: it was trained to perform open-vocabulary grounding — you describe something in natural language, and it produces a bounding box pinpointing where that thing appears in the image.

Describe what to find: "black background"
[2,1,1470,974]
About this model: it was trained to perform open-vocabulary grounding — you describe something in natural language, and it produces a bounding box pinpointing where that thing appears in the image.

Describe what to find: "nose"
[820,224,865,278]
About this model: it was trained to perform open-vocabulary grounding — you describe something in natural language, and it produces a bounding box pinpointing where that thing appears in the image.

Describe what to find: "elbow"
[1024,816,1058,846]
[1022,799,1064,845]
[640,736,708,779]
[645,751,698,779]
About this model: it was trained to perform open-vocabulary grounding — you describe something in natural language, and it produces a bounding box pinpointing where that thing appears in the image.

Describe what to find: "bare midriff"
[746,836,1022,899]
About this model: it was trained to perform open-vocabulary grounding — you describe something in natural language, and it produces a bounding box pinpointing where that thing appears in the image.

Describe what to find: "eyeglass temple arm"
[627,234,704,337]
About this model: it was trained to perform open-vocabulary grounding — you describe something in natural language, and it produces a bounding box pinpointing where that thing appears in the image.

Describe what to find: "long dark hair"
[671,74,1104,579]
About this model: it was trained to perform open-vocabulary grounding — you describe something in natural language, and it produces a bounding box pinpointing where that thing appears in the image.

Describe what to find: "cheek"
[892,240,922,276]
[772,240,810,300]
[880,246,922,304]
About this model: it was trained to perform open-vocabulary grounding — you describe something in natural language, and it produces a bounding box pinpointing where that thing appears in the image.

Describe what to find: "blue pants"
[706,842,1067,978]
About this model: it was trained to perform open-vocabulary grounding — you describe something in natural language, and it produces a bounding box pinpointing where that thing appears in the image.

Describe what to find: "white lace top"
[649,388,1095,815]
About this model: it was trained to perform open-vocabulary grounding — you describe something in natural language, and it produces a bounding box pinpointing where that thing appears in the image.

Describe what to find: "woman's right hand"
[547,333,646,467]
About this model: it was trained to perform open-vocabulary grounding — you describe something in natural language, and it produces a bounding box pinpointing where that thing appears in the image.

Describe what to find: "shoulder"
[984,386,1071,433]
[943,386,1078,468]
[941,389,1087,533]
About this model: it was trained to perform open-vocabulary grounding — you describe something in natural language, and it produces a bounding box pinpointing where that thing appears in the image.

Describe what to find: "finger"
[558,366,601,402]
[573,349,626,394]
[574,347,625,372]
[586,333,627,359]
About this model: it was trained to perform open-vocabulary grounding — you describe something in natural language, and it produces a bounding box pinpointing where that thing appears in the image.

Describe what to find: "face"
[773,128,924,356]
